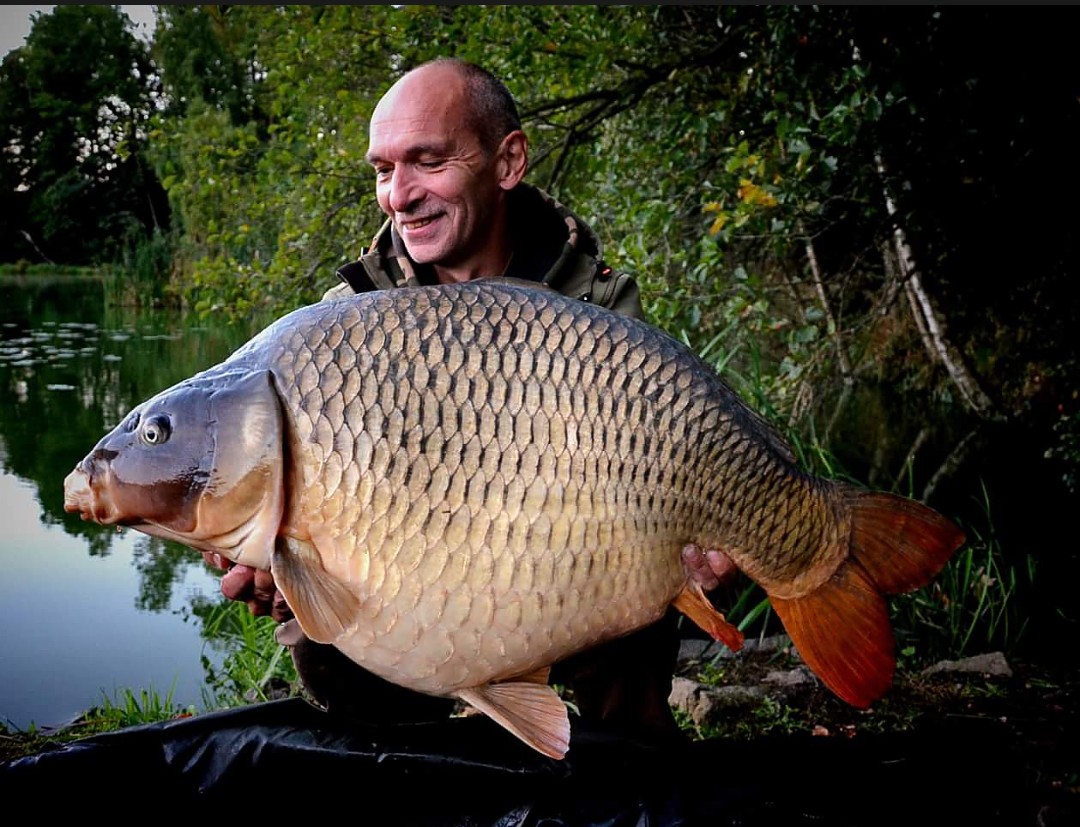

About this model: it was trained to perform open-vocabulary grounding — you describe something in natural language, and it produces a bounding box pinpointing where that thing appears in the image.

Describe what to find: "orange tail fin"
[769,488,965,709]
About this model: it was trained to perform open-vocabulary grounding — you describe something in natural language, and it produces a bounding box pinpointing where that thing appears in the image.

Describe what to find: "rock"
[763,666,817,690]
[669,677,767,728]
[676,633,793,668]
[921,652,1013,679]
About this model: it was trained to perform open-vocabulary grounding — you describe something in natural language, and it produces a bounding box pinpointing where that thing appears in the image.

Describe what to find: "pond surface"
[0,275,264,730]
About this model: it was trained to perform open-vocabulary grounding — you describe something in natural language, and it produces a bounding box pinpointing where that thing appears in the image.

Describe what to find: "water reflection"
[0,275,263,729]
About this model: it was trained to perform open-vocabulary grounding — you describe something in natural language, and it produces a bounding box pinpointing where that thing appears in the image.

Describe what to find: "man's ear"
[497,130,529,190]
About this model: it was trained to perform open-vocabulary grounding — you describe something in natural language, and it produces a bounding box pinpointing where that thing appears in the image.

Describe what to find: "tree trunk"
[801,225,854,384]
[875,154,997,418]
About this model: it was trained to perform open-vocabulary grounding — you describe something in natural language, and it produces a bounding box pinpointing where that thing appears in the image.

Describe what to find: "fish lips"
[63,466,104,522]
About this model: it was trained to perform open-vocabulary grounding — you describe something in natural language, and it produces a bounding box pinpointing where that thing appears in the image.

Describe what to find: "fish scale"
[64,279,965,759]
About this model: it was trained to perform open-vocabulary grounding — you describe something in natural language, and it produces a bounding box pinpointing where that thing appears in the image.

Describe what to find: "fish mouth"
[63,465,122,525]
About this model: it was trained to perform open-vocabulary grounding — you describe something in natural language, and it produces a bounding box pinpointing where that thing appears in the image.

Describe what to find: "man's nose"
[387,165,421,213]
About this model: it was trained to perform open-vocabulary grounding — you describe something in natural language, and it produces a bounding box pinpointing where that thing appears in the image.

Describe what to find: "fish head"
[64,369,285,569]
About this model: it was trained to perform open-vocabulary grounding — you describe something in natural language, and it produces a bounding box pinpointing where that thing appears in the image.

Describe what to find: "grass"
[88,684,194,731]
[893,481,1034,664]
[198,599,299,709]
[0,684,195,764]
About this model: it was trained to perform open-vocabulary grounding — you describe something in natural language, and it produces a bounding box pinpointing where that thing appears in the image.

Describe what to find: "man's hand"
[201,552,293,623]
[682,544,737,592]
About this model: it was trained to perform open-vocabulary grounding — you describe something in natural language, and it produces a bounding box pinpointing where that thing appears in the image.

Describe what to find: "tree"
[0,4,166,266]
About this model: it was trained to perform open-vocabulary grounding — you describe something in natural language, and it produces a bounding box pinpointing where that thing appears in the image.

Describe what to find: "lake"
[0,275,264,730]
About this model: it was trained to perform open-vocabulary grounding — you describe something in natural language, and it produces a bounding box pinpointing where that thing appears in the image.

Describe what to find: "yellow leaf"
[737,178,778,208]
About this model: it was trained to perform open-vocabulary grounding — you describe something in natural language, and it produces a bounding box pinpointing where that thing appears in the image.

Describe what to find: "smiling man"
[208,57,735,744]
[324,58,643,314]
[366,58,522,282]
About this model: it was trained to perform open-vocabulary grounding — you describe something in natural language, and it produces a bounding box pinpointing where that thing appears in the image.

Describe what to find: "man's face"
[366,67,505,274]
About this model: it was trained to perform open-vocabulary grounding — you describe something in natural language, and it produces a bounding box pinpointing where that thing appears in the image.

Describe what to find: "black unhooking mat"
[1,697,1027,824]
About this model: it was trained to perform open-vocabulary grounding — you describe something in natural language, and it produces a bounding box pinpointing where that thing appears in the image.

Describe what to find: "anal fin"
[456,675,570,760]
[673,581,745,652]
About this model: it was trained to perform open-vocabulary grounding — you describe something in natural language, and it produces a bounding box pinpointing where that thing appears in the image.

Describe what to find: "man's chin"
[401,239,444,266]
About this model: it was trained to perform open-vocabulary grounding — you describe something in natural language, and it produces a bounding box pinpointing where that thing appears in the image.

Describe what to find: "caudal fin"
[770,488,965,708]
[843,489,967,595]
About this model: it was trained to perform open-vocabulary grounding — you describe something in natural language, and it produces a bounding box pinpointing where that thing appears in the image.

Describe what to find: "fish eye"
[140,414,172,446]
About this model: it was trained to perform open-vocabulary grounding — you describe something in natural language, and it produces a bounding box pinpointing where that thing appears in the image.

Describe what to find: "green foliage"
[6,6,1078,431]
[0,5,163,267]
[86,684,194,730]
[196,599,298,709]
[106,227,176,307]
[5,5,1068,449]
[1047,408,1080,495]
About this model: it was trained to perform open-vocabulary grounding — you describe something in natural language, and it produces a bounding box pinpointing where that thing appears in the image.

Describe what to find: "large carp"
[64,280,964,759]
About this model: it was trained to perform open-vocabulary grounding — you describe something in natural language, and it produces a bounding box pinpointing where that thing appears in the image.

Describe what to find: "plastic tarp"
[2,697,1024,823]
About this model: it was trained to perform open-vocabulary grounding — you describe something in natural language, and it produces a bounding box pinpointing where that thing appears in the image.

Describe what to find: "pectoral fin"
[271,536,362,644]
[455,668,570,760]
[673,581,745,652]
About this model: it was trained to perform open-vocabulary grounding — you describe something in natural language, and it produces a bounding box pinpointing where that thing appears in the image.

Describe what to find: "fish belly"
[331,530,686,695]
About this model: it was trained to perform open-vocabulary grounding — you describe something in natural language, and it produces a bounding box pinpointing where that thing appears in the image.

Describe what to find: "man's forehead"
[365,107,470,157]
[367,107,477,164]
[366,66,474,160]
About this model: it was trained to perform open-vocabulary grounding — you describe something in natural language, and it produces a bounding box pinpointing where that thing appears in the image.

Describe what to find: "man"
[207,57,735,742]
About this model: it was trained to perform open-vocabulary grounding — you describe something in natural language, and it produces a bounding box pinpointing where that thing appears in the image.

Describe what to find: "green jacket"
[324,183,643,320]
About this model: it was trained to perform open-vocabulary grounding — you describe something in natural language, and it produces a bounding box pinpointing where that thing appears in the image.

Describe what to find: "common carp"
[63,280,964,759]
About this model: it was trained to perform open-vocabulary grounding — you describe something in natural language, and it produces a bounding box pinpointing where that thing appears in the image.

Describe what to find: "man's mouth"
[400,215,438,232]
